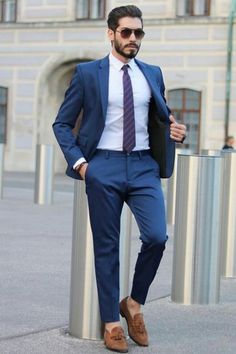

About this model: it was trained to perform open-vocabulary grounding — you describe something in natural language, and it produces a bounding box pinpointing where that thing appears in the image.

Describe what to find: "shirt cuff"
[73,157,87,170]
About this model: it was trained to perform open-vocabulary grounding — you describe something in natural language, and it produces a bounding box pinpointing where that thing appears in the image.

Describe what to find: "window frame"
[0,0,17,23]
[0,86,8,144]
[168,88,201,152]
[76,0,106,20]
[176,0,211,17]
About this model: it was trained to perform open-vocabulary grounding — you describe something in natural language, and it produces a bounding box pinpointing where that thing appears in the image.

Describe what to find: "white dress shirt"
[74,52,151,169]
[97,53,151,150]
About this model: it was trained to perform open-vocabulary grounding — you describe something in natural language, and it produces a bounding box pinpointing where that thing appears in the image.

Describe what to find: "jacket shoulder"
[75,56,108,72]
[135,59,162,73]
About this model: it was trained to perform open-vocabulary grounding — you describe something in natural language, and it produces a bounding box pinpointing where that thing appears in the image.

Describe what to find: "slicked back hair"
[107,5,143,31]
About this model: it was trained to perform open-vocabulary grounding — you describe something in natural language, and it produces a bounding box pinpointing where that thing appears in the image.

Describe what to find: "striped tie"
[122,65,136,153]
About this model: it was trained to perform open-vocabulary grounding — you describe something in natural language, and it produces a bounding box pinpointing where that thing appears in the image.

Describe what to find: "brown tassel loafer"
[104,326,128,353]
[120,297,149,347]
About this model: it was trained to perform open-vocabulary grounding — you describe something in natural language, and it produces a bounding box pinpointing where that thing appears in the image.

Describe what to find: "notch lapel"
[135,60,169,121]
[98,56,109,121]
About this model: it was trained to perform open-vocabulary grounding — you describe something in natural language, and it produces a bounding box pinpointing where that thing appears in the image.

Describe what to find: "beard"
[113,39,140,59]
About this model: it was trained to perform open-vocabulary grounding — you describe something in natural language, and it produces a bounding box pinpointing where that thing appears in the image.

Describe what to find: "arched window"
[0,87,8,144]
[168,89,201,152]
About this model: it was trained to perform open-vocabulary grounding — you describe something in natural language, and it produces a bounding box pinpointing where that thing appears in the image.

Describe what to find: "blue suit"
[53,55,174,322]
[53,55,174,179]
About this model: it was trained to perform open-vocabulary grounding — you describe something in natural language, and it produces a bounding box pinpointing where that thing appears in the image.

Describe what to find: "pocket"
[84,155,97,183]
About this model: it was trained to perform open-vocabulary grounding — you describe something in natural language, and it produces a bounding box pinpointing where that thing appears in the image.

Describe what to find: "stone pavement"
[0,172,235,354]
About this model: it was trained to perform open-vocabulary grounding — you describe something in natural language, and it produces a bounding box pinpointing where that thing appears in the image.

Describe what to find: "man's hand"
[75,162,88,180]
[169,114,187,143]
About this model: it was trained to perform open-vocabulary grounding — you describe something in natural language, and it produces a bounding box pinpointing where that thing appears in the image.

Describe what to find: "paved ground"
[0,172,235,354]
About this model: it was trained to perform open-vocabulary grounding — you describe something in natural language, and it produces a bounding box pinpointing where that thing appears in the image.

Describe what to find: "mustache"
[124,43,139,49]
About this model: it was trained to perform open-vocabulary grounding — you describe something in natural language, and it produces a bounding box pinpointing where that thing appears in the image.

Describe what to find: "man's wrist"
[75,161,87,174]
[73,157,86,170]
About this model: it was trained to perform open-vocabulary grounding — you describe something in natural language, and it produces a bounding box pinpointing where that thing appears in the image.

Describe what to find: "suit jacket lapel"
[98,55,109,121]
[97,56,169,122]
[135,60,169,121]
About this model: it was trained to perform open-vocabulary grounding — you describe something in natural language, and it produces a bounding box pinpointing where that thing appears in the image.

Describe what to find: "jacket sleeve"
[52,65,85,168]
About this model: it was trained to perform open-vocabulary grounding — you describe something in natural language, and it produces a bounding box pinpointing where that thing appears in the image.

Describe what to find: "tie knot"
[122,65,129,73]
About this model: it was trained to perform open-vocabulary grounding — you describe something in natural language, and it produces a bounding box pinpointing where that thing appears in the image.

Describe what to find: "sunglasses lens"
[120,29,132,38]
[120,28,145,39]
[134,29,145,39]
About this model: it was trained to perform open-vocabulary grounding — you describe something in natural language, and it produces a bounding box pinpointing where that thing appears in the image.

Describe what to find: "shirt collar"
[109,52,135,71]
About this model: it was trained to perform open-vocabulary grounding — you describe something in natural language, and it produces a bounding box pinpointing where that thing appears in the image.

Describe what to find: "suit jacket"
[53,55,175,179]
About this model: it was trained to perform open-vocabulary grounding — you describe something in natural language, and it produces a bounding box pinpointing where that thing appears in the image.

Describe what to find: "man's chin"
[123,49,138,59]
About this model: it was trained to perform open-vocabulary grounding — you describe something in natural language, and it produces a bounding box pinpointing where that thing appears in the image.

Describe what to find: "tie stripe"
[122,65,136,153]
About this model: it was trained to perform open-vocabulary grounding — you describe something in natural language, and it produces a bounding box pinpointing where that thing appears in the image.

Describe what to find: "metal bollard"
[166,149,193,225]
[34,144,54,205]
[120,205,133,332]
[171,154,223,304]
[119,204,132,300]
[221,151,236,277]
[69,182,133,340]
[69,180,102,340]
[200,149,221,156]
[0,144,4,198]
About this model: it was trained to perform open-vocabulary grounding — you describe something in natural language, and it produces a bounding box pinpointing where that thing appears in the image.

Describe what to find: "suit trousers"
[85,149,167,322]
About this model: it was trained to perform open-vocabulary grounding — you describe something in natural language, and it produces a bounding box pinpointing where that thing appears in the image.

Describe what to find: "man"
[53,5,186,353]
[222,136,235,150]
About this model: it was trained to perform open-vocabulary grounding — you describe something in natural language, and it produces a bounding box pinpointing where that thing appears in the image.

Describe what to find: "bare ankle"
[127,297,141,313]
[105,321,121,332]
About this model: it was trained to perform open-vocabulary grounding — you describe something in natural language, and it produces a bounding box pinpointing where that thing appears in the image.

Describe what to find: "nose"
[129,31,136,40]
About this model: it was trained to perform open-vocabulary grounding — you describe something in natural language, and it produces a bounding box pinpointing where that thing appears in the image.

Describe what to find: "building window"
[168,89,201,152]
[76,0,105,19]
[0,87,8,144]
[177,0,210,16]
[0,0,17,22]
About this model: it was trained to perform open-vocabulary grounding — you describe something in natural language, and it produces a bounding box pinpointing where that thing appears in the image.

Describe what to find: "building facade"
[0,0,235,173]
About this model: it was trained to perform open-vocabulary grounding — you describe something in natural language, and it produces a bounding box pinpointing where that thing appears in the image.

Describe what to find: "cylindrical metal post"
[0,143,4,198]
[69,184,133,340]
[171,154,223,304]
[166,149,193,225]
[119,204,132,300]
[221,151,236,277]
[34,144,54,205]
[200,149,221,156]
[69,181,102,340]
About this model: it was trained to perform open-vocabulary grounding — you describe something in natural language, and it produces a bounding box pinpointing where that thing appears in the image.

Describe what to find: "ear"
[107,28,115,41]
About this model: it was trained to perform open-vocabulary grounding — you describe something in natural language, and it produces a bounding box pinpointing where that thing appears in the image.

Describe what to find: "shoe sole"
[104,342,128,353]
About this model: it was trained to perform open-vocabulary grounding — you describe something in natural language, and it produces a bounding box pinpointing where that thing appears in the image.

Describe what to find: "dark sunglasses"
[115,27,145,40]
